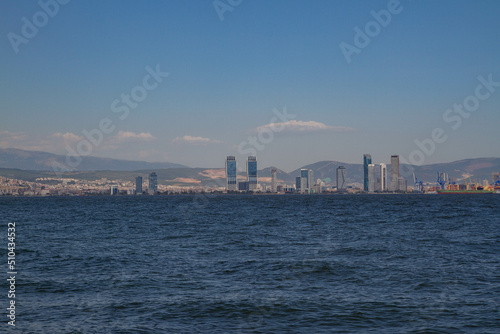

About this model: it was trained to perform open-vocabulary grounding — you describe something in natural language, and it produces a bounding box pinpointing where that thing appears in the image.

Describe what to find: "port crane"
[413,172,423,193]
[493,173,500,188]
[437,172,447,190]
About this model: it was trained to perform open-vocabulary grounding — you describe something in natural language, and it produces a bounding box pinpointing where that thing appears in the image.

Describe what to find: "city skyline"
[1,1,499,171]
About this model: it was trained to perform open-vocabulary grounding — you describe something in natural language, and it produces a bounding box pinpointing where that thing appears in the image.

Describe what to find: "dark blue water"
[1,195,499,333]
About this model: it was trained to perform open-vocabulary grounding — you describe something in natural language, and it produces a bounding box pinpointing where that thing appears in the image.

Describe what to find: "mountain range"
[0,148,187,171]
[0,148,499,186]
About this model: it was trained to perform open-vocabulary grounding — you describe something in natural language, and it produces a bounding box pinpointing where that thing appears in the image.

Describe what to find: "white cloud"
[51,132,84,144]
[0,130,157,154]
[112,131,155,143]
[0,131,28,148]
[173,135,222,145]
[0,131,73,152]
[255,120,354,134]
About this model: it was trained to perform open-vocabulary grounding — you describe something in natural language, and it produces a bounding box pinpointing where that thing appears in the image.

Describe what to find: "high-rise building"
[390,155,399,191]
[271,169,277,192]
[379,163,387,191]
[398,177,407,192]
[226,156,237,191]
[135,176,143,195]
[300,169,309,194]
[363,154,372,191]
[368,164,376,192]
[336,166,346,192]
[247,156,258,191]
[308,169,314,194]
[295,176,301,191]
[149,172,157,194]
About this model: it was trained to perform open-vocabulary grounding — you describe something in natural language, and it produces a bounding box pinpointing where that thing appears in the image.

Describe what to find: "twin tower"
[226,156,257,191]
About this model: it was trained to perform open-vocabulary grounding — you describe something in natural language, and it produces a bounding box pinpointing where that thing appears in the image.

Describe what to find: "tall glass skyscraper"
[336,166,346,192]
[363,154,372,191]
[149,172,157,194]
[225,156,237,191]
[300,169,309,194]
[135,176,143,195]
[390,155,399,191]
[247,156,258,191]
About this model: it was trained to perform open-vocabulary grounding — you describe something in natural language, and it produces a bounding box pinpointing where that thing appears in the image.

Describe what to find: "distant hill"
[0,148,498,187]
[286,158,500,185]
[0,148,187,171]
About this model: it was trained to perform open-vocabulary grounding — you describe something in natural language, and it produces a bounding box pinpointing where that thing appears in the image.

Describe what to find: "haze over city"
[1,0,499,172]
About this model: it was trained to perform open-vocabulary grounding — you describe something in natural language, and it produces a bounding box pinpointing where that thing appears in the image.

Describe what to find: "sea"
[1,194,499,333]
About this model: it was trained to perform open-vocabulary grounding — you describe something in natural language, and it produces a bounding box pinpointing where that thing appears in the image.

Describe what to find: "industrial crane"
[437,172,447,190]
[413,172,423,193]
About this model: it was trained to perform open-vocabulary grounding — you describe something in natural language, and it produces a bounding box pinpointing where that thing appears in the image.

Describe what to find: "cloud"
[99,131,156,150]
[255,120,354,134]
[51,132,84,144]
[0,130,157,154]
[173,135,222,145]
[0,131,73,152]
[0,131,28,148]
[112,131,155,143]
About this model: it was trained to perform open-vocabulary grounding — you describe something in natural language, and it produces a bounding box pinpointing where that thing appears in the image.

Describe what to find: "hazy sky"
[1,0,499,172]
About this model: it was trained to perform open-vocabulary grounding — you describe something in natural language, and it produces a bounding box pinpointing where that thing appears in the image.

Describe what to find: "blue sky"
[1,0,499,171]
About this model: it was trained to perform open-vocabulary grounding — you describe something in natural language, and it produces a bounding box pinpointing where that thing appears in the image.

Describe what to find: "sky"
[1,0,499,172]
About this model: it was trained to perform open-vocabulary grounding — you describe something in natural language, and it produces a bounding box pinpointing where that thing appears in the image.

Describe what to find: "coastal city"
[1,154,499,196]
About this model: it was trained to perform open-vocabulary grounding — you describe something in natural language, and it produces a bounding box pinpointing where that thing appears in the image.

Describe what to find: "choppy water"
[1,195,499,333]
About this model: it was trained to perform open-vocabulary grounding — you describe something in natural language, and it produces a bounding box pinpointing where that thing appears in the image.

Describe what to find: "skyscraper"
[149,172,157,194]
[247,156,258,191]
[300,169,309,194]
[336,166,346,192]
[368,164,376,192]
[390,155,399,191]
[225,156,237,191]
[295,176,301,192]
[363,154,372,191]
[308,169,314,194]
[135,176,143,195]
[271,169,277,192]
[379,163,387,192]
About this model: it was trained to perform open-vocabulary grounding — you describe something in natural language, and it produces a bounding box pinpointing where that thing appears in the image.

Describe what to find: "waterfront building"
[295,176,301,191]
[379,163,387,191]
[363,154,372,191]
[368,164,376,192]
[247,156,258,191]
[390,155,399,191]
[238,181,249,191]
[308,169,314,194]
[226,156,237,191]
[135,176,143,195]
[271,169,277,192]
[149,172,157,194]
[300,169,308,194]
[336,166,346,192]
[398,177,407,192]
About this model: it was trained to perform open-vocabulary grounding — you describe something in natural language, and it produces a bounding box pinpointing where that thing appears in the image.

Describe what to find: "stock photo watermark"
[238,107,296,156]
[6,222,17,327]
[339,0,404,64]
[7,0,70,54]
[213,0,243,21]
[50,64,169,178]
[400,73,499,177]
